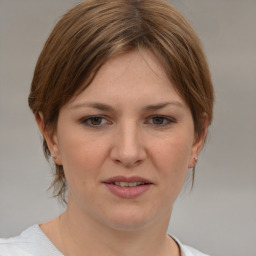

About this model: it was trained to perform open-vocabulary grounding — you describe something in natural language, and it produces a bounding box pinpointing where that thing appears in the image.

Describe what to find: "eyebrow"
[71,101,184,111]
[71,102,115,112]
[143,101,184,111]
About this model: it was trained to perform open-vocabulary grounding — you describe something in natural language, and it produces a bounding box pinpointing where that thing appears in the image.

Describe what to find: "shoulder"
[180,244,210,256]
[171,236,210,256]
[0,225,62,256]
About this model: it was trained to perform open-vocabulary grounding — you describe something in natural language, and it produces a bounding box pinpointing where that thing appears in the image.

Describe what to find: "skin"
[37,49,207,256]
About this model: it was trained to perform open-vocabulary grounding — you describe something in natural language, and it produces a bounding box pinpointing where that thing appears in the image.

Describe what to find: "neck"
[59,202,179,256]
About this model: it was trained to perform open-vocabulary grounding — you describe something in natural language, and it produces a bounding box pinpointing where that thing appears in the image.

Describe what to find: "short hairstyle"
[28,0,214,203]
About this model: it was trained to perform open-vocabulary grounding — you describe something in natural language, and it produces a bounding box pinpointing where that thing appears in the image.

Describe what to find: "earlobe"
[188,114,208,169]
[35,112,62,165]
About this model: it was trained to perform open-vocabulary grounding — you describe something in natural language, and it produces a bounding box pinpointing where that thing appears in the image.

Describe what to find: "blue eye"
[148,116,175,126]
[81,116,109,127]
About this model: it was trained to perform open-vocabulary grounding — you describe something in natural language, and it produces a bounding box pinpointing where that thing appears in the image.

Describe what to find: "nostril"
[113,158,142,168]
[109,130,147,166]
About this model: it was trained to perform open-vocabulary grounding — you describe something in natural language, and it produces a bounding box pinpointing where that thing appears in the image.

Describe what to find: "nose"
[110,122,147,167]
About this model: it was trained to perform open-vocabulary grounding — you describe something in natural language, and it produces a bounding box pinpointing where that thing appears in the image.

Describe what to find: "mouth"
[103,176,153,186]
[103,176,153,198]
[110,181,149,187]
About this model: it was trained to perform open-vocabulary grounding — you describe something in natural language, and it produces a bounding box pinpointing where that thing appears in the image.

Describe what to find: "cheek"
[150,132,194,188]
[152,133,193,167]
[57,131,108,185]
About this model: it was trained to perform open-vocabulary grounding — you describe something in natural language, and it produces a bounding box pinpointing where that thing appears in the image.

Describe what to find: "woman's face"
[48,50,203,230]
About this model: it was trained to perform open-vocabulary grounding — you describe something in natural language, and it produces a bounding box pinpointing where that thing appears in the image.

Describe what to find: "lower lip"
[104,183,152,199]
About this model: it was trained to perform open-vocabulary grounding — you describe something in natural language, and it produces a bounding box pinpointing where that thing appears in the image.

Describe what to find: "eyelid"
[79,114,176,128]
[80,115,112,127]
[146,115,176,126]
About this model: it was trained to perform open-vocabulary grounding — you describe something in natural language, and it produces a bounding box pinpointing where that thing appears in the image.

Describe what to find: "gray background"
[0,1,255,256]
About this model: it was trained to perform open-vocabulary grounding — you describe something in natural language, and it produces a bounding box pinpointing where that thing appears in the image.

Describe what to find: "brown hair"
[28,0,214,203]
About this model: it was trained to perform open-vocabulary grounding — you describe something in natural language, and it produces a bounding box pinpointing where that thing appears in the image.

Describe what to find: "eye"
[81,116,110,127]
[147,115,175,126]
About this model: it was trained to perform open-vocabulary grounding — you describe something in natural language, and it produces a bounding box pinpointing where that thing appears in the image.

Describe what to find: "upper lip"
[103,176,153,184]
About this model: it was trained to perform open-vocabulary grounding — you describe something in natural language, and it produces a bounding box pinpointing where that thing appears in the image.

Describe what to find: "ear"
[35,112,62,165]
[188,114,208,168]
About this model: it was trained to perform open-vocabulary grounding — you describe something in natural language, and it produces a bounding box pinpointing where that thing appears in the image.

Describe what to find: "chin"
[100,206,160,232]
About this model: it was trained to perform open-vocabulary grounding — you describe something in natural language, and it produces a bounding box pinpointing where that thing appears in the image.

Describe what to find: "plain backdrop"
[0,1,255,256]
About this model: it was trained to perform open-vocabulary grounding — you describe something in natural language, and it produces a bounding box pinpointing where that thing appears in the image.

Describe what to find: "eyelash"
[80,115,176,128]
[81,115,111,127]
[146,115,176,127]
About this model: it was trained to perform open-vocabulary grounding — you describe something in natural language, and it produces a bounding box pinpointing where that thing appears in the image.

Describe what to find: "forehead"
[69,49,185,107]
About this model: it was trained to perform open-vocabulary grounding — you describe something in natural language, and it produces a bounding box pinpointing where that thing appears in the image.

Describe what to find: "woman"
[0,0,214,255]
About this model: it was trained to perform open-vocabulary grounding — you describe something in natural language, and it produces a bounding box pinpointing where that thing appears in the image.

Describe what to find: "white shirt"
[0,225,209,256]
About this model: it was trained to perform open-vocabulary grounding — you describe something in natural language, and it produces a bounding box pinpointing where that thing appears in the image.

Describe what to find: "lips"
[103,176,153,198]
[112,181,147,187]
